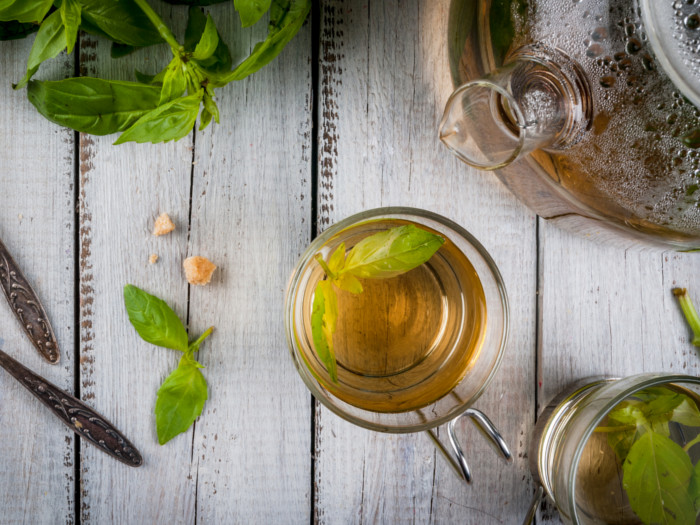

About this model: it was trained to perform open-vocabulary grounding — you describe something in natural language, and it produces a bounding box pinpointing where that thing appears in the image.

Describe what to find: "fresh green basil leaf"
[59,0,80,53]
[185,7,232,73]
[14,9,66,89]
[114,93,201,145]
[155,353,208,445]
[234,0,272,28]
[334,273,363,294]
[199,90,219,130]
[622,432,696,525]
[192,14,218,60]
[689,460,700,511]
[0,20,39,40]
[28,77,161,134]
[606,422,641,465]
[111,42,137,59]
[123,284,189,352]
[162,0,228,5]
[0,0,52,24]
[223,0,310,82]
[159,56,187,105]
[184,6,207,51]
[672,398,700,428]
[341,224,445,280]
[327,243,346,276]
[79,0,162,47]
[311,280,338,383]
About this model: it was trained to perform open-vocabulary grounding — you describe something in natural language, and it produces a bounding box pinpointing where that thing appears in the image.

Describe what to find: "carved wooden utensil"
[0,238,59,363]
[0,348,143,467]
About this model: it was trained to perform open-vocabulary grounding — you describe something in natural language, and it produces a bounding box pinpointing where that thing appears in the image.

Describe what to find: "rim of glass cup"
[283,206,509,433]
[565,373,700,523]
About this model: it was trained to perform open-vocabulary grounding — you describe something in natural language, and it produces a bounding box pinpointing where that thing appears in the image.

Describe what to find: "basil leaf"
[234,0,272,28]
[123,284,189,352]
[28,77,161,134]
[110,42,137,59]
[223,0,310,82]
[79,0,162,47]
[672,398,700,428]
[14,9,66,89]
[341,224,445,280]
[689,461,700,512]
[159,56,187,105]
[327,243,346,276]
[0,20,39,40]
[59,0,80,54]
[199,90,219,130]
[311,280,338,383]
[192,14,218,61]
[155,353,208,445]
[114,93,201,145]
[162,0,228,5]
[0,0,52,24]
[334,273,363,294]
[185,7,232,73]
[622,432,696,525]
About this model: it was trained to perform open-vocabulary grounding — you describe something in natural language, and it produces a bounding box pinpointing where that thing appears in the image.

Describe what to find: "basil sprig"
[4,0,310,144]
[311,224,445,383]
[124,284,213,445]
[596,386,700,524]
[674,288,700,347]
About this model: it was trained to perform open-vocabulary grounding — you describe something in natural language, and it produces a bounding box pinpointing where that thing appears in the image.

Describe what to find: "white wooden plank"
[77,8,199,523]
[315,1,538,523]
[186,4,313,522]
[0,37,76,525]
[537,222,700,523]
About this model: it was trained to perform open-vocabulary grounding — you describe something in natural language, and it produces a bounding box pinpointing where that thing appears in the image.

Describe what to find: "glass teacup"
[284,207,512,483]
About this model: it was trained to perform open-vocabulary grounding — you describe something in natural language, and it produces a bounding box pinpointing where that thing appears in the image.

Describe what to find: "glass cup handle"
[425,408,512,485]
[522,485,545,525]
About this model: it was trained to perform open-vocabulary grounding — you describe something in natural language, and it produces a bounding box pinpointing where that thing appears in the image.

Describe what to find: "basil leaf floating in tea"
[622,432,696,525]
[342,224,445,279]
[594,386,700,524]
[311,280,338,383]
[312,225,444,383]
[674,288,700,347]
[124,285,214,444]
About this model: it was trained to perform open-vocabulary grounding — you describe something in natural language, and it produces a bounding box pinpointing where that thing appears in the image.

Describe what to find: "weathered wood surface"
[0,0,699,524]
[315,2,537,524]
[0,37,76,525]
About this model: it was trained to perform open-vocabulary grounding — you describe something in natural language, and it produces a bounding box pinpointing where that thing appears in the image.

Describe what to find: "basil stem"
[132,0,181,52]
[674,288,700,347]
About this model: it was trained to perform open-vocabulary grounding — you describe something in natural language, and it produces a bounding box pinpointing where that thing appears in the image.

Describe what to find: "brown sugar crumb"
[153,213,175,236]
[149,254,159,265]
[184,256,217,286]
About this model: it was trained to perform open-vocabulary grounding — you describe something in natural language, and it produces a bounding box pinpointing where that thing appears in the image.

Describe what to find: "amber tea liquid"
[298,219,487,413]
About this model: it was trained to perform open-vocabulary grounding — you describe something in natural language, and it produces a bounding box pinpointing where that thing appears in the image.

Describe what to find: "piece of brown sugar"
[153,213,175,236]
[183,256,217,286]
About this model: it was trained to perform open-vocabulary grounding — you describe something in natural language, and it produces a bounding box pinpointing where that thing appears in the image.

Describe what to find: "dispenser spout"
[439,44,592,170]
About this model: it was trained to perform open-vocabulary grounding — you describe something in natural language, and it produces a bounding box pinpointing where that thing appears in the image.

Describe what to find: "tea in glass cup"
[285,207,509,434]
